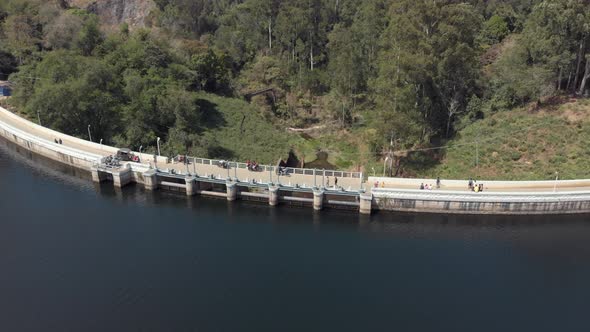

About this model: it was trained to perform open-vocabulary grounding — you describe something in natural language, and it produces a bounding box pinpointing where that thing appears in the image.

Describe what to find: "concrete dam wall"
[2,105,590,216]
[371,188,590,215]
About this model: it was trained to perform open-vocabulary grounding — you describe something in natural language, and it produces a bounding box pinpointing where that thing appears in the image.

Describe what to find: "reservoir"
[1,140,590,332]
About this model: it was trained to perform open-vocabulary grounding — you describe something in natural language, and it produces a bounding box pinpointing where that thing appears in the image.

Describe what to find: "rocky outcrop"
[65,0,155,28]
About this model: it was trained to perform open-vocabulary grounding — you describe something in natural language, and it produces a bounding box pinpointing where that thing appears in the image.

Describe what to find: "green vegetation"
[178,93,302,163]
[417,99,590,180]
[1,0,590,178]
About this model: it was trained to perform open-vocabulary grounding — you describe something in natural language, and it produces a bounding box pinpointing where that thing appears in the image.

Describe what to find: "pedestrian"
[420,183,424,190]
[334,176,338,187]
[436,177,441,189]
[54,138,58,143]
[468,178,473,190]
[58,138,62,144]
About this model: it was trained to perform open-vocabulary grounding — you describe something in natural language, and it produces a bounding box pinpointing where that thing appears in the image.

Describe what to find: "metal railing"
[175,155,362,179]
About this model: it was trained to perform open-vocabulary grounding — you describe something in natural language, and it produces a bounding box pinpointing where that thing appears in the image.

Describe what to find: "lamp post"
[87,125,92,142]
[139,145,143,154]
[156,137,161,156]
[99,138,103,150]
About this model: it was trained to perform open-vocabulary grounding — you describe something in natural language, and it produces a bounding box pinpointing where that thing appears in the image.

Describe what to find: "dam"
[1,105,590,215]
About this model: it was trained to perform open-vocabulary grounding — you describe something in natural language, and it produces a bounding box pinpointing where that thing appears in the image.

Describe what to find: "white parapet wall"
[371,188,590,215]
[369,176,590,191]
[0,106,170,171]
[0,106,119,155]
[0,113,102,170]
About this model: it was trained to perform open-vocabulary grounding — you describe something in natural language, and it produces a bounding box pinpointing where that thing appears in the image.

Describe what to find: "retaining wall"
[372,188,590,215]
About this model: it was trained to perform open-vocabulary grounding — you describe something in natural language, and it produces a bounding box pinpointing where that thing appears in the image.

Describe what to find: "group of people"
[419,183,435,190]
[468,178,484,192]
[53,138,63,144]
[326,176,338,188]
[419,177,441,190]
[218,160,229,169]
[246,160,260,171]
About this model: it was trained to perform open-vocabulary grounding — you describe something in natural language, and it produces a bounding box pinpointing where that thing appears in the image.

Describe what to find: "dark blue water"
[1,140,590,332]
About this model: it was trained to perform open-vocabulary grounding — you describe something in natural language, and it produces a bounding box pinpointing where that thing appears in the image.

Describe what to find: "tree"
[482,15,510,44]
[43,12,83,50]
[77,16,103,56]
[189,49,231,93]
[2,13,40,64]
[372,0,482,148]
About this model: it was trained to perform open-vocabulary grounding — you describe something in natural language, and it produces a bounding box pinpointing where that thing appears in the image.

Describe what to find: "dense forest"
[1,0,590,176]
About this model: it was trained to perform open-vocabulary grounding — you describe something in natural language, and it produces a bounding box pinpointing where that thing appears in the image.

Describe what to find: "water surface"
[1,140,589,331]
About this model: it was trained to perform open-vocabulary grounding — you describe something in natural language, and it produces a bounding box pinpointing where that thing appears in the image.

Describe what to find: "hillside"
[191,93,302,164]
[415,98,590,180]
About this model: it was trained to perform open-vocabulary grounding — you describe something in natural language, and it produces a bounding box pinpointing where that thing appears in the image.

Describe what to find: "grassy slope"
[416,98,590,180]
[197,93,303,164]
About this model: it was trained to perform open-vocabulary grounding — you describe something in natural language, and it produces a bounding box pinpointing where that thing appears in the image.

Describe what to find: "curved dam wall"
[0,109,101,170]
[371,188,590,215]
[0,106,170,171]
[3,105,590,215]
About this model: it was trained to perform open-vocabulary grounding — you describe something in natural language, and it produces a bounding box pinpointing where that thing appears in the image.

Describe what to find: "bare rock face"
[65,0,155,28]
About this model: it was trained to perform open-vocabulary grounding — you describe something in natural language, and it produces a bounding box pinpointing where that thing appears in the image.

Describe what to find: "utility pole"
[476,139,479,168]
[388,131,395,177]
[475,125,480,172]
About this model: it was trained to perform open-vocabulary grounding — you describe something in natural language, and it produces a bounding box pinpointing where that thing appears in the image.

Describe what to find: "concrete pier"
[226,181,237,201]
[91,166,106,183]
[185,177,196,196]
[269,185,280,206]
[143,169,158,191]
[112,166,133,188]
[313,189,324,211]
[359,194,373,215]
